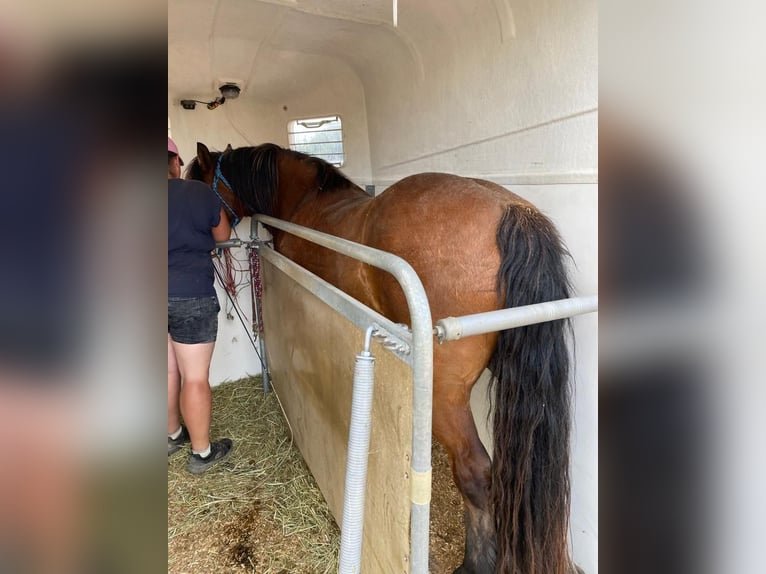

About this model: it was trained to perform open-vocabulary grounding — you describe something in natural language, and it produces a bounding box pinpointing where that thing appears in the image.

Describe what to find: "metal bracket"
[215,238,272,250]
[370,322,411,361]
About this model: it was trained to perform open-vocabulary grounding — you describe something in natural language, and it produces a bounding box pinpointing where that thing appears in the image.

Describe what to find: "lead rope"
[211,154,240,228]
[211,151,241,321]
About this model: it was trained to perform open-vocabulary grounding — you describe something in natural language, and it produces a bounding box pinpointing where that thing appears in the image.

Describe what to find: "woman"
[167,136,233,474]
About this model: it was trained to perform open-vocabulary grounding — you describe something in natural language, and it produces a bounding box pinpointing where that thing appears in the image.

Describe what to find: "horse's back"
[364,173,528,323]
[379,172,526,207]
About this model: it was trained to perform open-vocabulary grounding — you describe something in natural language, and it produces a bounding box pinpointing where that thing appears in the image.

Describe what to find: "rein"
[211,153,240,228]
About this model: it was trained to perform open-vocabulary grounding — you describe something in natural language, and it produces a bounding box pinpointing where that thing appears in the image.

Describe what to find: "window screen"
[287,115,344,166]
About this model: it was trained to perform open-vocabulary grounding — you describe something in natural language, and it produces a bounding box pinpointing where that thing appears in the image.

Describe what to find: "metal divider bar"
[253,215,434,574]
[435,295,598,342]
[260,247,414,366]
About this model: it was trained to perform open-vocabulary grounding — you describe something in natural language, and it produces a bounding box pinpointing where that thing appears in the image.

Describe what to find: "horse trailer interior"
[168,1,597,572]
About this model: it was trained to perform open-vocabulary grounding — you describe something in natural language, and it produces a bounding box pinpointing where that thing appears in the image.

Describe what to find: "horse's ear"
[196,142,214,173]
[225,143,233,152]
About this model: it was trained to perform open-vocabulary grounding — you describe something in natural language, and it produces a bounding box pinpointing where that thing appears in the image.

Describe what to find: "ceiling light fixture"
[179,84,241,111]
[219,83,241,99]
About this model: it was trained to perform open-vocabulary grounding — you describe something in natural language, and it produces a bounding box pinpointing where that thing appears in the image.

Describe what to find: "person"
[167,136,233,474]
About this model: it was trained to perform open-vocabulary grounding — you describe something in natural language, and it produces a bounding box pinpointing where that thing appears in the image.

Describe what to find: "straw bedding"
[168,376,463,573]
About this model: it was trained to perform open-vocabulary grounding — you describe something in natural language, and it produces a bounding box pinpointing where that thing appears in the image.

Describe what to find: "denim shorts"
[168,296,220,344]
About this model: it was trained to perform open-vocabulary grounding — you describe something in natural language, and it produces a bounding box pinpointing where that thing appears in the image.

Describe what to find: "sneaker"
[168,426,190,456]
[187,439,233,474]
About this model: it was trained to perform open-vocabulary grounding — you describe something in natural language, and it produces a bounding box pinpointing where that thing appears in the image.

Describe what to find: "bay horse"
[188,142,579,574]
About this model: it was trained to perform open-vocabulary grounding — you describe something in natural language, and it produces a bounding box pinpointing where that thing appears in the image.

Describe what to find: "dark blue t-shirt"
[168,178,222,297]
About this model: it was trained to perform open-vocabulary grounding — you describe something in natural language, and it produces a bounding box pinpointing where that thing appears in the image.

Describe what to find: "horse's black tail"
[488,204,574,574]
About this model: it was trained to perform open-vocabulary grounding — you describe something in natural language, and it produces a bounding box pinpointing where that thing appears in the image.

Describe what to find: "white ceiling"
[168,0,405,102]
[168,0,516,104]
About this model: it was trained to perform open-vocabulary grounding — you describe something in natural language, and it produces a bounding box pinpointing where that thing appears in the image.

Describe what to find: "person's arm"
[211,206,232,242]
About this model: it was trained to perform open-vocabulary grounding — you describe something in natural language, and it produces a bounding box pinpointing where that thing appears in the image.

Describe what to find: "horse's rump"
[360,173,528,324]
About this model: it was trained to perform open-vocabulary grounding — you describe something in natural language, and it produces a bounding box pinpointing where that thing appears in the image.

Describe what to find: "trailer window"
[288,115,344,166]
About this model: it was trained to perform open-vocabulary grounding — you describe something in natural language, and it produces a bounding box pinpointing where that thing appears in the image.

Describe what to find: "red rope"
[249,247,264,334]
[223,249,237,297]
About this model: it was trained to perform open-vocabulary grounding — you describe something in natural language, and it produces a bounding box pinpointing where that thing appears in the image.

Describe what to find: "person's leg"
[171,340,215,452]
[167,334,182,435]
[168,296,230,472]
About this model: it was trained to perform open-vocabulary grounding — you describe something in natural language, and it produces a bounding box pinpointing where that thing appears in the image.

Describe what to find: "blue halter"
[211,153,240,228]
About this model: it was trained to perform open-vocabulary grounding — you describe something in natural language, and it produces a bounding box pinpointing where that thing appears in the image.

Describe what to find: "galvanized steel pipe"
[215,238,244,249]
[249,218,271,392]
[435,295,598,342]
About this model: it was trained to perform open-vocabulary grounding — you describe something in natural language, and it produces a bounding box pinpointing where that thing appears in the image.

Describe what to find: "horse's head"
[187,141,357,225]
[186,141,290,226]
[184,142,249,226]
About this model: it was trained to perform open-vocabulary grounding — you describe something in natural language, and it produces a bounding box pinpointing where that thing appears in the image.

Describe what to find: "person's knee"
[182,375,211,389]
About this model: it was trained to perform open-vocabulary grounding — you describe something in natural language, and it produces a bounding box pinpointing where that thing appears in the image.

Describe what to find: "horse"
[188,142,578,574]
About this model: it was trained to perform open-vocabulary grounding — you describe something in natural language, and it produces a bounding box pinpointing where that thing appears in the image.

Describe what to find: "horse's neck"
[275,183,313,221]
[275,182,367,221]
[275,158,366,220]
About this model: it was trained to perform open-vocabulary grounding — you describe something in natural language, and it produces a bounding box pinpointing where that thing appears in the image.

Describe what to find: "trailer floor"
[168,376,464,573]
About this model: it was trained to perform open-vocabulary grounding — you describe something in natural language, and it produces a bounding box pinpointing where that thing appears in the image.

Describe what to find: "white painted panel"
[361,0,598,181]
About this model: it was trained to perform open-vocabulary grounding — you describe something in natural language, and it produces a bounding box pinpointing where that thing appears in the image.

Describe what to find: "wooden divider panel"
[262,256,413,573]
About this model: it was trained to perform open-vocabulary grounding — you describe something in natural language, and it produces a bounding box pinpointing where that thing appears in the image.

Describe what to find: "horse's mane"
[296,149,355,193]
[186,143,355,216]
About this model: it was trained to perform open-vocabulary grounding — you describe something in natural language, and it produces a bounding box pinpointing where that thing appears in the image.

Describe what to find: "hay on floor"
[168,376,340,574]
[167,376,464,573]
